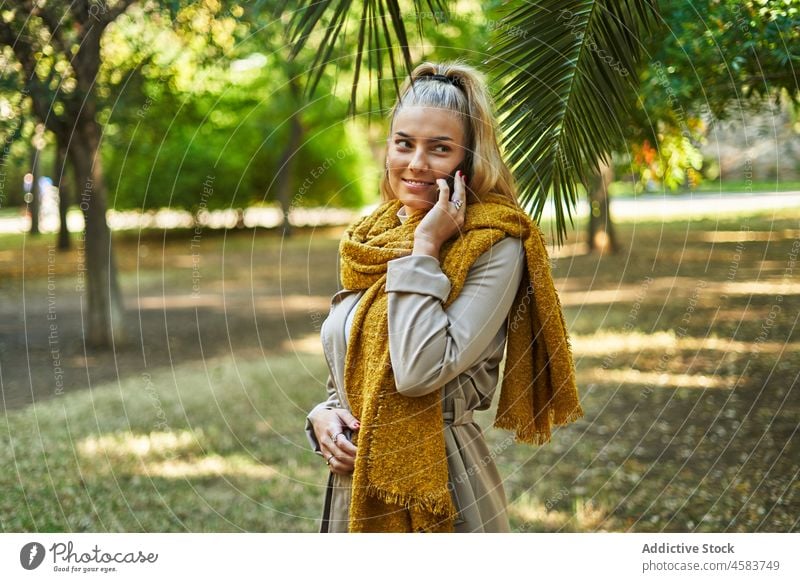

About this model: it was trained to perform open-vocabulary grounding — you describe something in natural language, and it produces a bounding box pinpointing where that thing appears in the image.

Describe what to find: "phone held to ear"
[446,163,468,193]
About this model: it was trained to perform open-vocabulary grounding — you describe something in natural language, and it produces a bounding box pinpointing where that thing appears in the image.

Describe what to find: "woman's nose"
[408,148,428,171]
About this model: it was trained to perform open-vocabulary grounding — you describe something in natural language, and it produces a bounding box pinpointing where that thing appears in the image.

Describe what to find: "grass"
[1,354,333,532]
[1,207,798,532]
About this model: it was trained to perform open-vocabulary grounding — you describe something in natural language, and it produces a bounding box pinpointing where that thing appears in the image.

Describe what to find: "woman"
[305,60,584,533]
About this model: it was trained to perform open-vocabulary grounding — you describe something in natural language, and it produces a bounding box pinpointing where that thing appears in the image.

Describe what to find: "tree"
[1,0,138,347]
[1,0,278,345]
[641,0,799,122]
[97,2,372,229]
[579,0,799,252]
[28,123,45,236]
[54,131,72,250]
[609,0,799,252]
[630,0,799,176]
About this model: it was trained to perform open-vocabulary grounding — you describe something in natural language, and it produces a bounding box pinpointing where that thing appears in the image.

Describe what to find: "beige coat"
[305,208,525,532]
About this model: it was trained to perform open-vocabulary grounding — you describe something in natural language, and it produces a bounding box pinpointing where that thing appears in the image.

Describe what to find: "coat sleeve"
[304,373,340,454]
[385,236,525,397]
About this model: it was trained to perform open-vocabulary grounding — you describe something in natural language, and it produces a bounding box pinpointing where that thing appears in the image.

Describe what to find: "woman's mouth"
[402,178,435,191]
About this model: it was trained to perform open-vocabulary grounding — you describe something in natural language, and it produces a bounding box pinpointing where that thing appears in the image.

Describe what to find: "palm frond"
[286,0,450,114]
[487,0,660,242]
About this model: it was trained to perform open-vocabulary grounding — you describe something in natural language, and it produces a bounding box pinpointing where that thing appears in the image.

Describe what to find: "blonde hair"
[380,60,519,206]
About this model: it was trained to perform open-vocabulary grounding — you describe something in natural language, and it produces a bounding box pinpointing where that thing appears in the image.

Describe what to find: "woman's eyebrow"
[394,131,454,142]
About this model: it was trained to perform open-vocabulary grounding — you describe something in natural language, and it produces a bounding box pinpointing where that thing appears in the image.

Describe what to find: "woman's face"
[386,105,467,211]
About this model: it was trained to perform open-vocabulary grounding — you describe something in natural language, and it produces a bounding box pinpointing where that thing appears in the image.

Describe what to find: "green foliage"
[636,133,703,191]
[102,74,370,211]
[623,0,800,192]
[621,120,706,194]
[1,1,373,214]
[643,0,799,121]
[98,2,371,211]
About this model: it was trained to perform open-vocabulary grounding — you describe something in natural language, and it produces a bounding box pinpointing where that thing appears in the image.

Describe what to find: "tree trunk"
[69,119,125,348]
[275,114,302,236]
[28,139,42,236]
[587,157,617,254]
[55,135,71,250]
[274,69,304,236]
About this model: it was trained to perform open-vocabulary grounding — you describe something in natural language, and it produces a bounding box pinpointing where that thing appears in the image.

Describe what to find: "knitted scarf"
[340,192,584,532]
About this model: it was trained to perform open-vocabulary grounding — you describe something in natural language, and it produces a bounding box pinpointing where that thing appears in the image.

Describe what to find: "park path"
[1,191,799,235]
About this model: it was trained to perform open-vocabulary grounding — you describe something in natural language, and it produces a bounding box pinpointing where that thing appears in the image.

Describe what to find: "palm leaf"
[286,0,450,114]
[486,0,660,241]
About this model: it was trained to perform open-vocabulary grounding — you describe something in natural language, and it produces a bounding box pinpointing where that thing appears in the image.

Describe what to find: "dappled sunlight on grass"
[280,333,325,354]
[133,295,223,309]
[571,331,797,356]
[717,281,800,296]
[572,331,679,354]
[78,431,278,480]
[559,287,648,306]
[584,368,736,389]
[253,295,331,312]
[697,229,800,243]
[78,430,201,461]
[560,276,799,302]
[571,498,612,531]
[509,492,615,532]
[144,454,278,480]
[132,294,331,312]
[509,498,571,531]
[546,240,587,259]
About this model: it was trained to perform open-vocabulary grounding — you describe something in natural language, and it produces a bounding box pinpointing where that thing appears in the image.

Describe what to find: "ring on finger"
[326,454,335,466]
[452,199,463,210]
[332,432,345,445]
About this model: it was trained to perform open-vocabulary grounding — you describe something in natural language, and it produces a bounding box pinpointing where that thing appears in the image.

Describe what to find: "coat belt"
[442,397,473,426]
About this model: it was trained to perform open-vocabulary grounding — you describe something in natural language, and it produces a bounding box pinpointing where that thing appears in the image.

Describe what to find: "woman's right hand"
[412,170,467,256]
[309,407,359,475]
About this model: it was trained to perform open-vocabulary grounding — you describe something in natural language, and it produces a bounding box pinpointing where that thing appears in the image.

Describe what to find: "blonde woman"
[305,60,583,533]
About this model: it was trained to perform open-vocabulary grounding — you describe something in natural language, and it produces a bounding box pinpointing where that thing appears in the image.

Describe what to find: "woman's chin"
[399,196,436,211]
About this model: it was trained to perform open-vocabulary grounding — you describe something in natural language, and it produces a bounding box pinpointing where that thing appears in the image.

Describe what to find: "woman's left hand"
[413,170,467,256]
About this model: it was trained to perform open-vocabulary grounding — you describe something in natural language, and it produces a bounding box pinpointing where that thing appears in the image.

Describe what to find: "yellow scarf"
[340,192,584,532]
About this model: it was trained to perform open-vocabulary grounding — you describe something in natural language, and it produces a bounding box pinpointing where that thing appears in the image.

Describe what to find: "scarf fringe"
[494,404,585,445]
[365,482,459,520]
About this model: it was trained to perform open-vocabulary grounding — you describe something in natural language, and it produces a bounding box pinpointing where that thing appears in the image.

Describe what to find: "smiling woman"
[379,63,517,210]
[387,107,466,212]
[304,60,584,533]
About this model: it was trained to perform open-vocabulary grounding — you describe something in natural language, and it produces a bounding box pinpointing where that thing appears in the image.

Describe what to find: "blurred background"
[0,0,797,533]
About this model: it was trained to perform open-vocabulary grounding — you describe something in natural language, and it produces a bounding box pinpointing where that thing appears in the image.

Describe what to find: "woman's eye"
[396,140,411,148]
[435,145,450,152]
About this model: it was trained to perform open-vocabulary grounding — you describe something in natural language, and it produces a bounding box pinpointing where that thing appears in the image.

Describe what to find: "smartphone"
[446,161,470,194]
